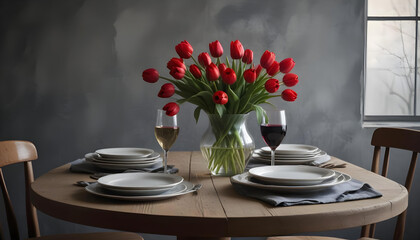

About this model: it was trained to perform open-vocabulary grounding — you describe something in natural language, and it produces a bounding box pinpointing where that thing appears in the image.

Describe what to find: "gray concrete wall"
[0,0,418,239]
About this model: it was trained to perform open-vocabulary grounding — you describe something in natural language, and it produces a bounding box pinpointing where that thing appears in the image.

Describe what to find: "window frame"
[362,0,420,127]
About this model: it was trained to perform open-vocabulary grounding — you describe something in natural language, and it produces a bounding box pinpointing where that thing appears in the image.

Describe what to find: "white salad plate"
[254,149,323,158]
[98,172,184,190]
[248,165,336,185]
[103,183,187,196]
[95,148,154,159]
[253,151,327,161]
[260,144,320,155]
[85,181,194,201]
[231,171,351,192]
[251,155,316,165]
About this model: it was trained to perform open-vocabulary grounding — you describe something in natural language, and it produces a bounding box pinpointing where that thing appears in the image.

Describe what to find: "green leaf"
[194,107,202,123]
[215,104,225,117]
[254,105,266,124]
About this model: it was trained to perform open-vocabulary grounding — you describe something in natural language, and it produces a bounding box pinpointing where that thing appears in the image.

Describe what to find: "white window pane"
[368,0,416,16]
[366,21,415,115]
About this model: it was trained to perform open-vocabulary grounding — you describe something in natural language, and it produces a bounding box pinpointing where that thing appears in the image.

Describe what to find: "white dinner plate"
[85,181,195,201]
[248,165,335,185]
[251,155,316,165]
[95,148,154,159]
[254,149,324,159]
[85,153,161,164]
[103,183,187,196]
[86,159,162,171]
[231,171,351,192]
[260,144,319,155]
[98,172,184,190]
[253,151,327,161]
[85,152,160,163]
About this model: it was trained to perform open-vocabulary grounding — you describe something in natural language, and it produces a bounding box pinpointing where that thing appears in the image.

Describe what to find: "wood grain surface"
[30,152,408,238]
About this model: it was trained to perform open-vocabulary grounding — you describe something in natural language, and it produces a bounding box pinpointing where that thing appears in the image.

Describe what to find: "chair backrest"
[0,140,40,240]
[364,128,420,240]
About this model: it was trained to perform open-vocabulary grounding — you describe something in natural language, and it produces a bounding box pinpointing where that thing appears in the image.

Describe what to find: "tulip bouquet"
[142,40,298,175]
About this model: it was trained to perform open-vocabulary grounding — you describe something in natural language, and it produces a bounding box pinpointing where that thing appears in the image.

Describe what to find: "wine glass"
[260,110,287,166]
[155,109,179,173]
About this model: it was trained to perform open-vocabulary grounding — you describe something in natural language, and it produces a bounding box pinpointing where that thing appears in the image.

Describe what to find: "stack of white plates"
[85,147,162,171]
[85,172,197,201]
[231,165,351,192]
[252,144,330,165]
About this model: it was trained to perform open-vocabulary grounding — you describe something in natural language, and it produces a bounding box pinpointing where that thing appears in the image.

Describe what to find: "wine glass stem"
[163,149,169,173]
[271,149,275,166]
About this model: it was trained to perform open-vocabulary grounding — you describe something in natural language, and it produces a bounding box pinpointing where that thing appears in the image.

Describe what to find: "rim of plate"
[260,144,319,154]
[98,172,184,190]
[95,148,154,159]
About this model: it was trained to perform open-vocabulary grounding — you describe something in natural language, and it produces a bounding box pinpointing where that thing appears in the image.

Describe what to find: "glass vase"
[200,113,255,176]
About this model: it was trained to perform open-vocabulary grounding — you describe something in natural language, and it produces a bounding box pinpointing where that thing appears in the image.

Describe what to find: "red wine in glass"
[260,110,286,166]
[260,124,287,150]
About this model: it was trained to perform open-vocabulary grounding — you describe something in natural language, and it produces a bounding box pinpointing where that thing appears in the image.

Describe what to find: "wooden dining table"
[30,151,408,240]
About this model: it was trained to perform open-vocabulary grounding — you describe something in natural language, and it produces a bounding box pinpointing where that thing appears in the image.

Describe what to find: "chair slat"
[0,168,20,240]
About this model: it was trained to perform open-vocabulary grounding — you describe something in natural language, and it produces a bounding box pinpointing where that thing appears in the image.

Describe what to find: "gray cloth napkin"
[232,179,382,207]
[69,159,178,174]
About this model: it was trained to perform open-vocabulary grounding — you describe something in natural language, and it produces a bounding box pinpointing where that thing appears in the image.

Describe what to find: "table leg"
[177,237,230,240]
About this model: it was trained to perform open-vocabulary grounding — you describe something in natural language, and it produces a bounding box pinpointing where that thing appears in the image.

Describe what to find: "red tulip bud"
[242,49,253,64]
[222,68,237,85]
[243,68,257,83]
[175,40,193,59]
[218,63,227,73]
[230,40,244,59]
[167,58,186,71]
[260,50,276,69]
[189,64,202,78]
[256,64,263,77]
[206,63,220,81]
[158,83,175,98]
[281,89,297,102]
[213,91,228,105]
[142,68,159,83]
[198,52,212,67]
[283,73,299,87]
[265,78,280,93]
[170,67,185,80]
[267,61,280,76]
[163,102,180,116]
[279,58,295,73]
[209,40,223,58]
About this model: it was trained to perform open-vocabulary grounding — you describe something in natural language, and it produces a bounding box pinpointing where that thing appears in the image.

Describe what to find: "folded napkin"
[231,179,382,207]
[69,159,178,174]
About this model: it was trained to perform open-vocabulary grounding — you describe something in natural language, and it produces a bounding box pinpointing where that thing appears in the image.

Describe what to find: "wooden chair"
[267,127,419,240]
[0,140,143,240]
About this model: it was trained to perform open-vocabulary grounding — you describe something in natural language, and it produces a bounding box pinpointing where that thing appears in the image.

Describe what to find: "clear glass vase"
[200,113,255,176]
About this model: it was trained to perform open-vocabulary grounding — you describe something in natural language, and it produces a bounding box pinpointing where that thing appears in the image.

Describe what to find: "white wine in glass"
[155,109,179,173]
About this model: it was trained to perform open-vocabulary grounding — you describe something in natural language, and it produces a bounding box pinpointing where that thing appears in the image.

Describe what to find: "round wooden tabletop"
[30,152,408,239]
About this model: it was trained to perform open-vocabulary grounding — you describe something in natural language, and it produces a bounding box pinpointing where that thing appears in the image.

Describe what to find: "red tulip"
[189,64,202,78]
[242,49,253,64]
[167,58,186,71]
[221,68,237,85]
[163,102,180,116]
[209,40,223,58]
[260,50,275,69]
[206,63,220,81]
[158,83,175,98]
[283,73,299,87]
[267,61,279,76]
[265,78,280,93]
[279,58,295,73]
[218,63,227,73]
[175,40,193,59]
[170,67,185,80]
[230,40,244,59]
[256,64,263,77]
[142,68,159,83]
[243,68,257,83]
[213,91,228,105]
[281,89,297,102]
[198,52,212,67]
